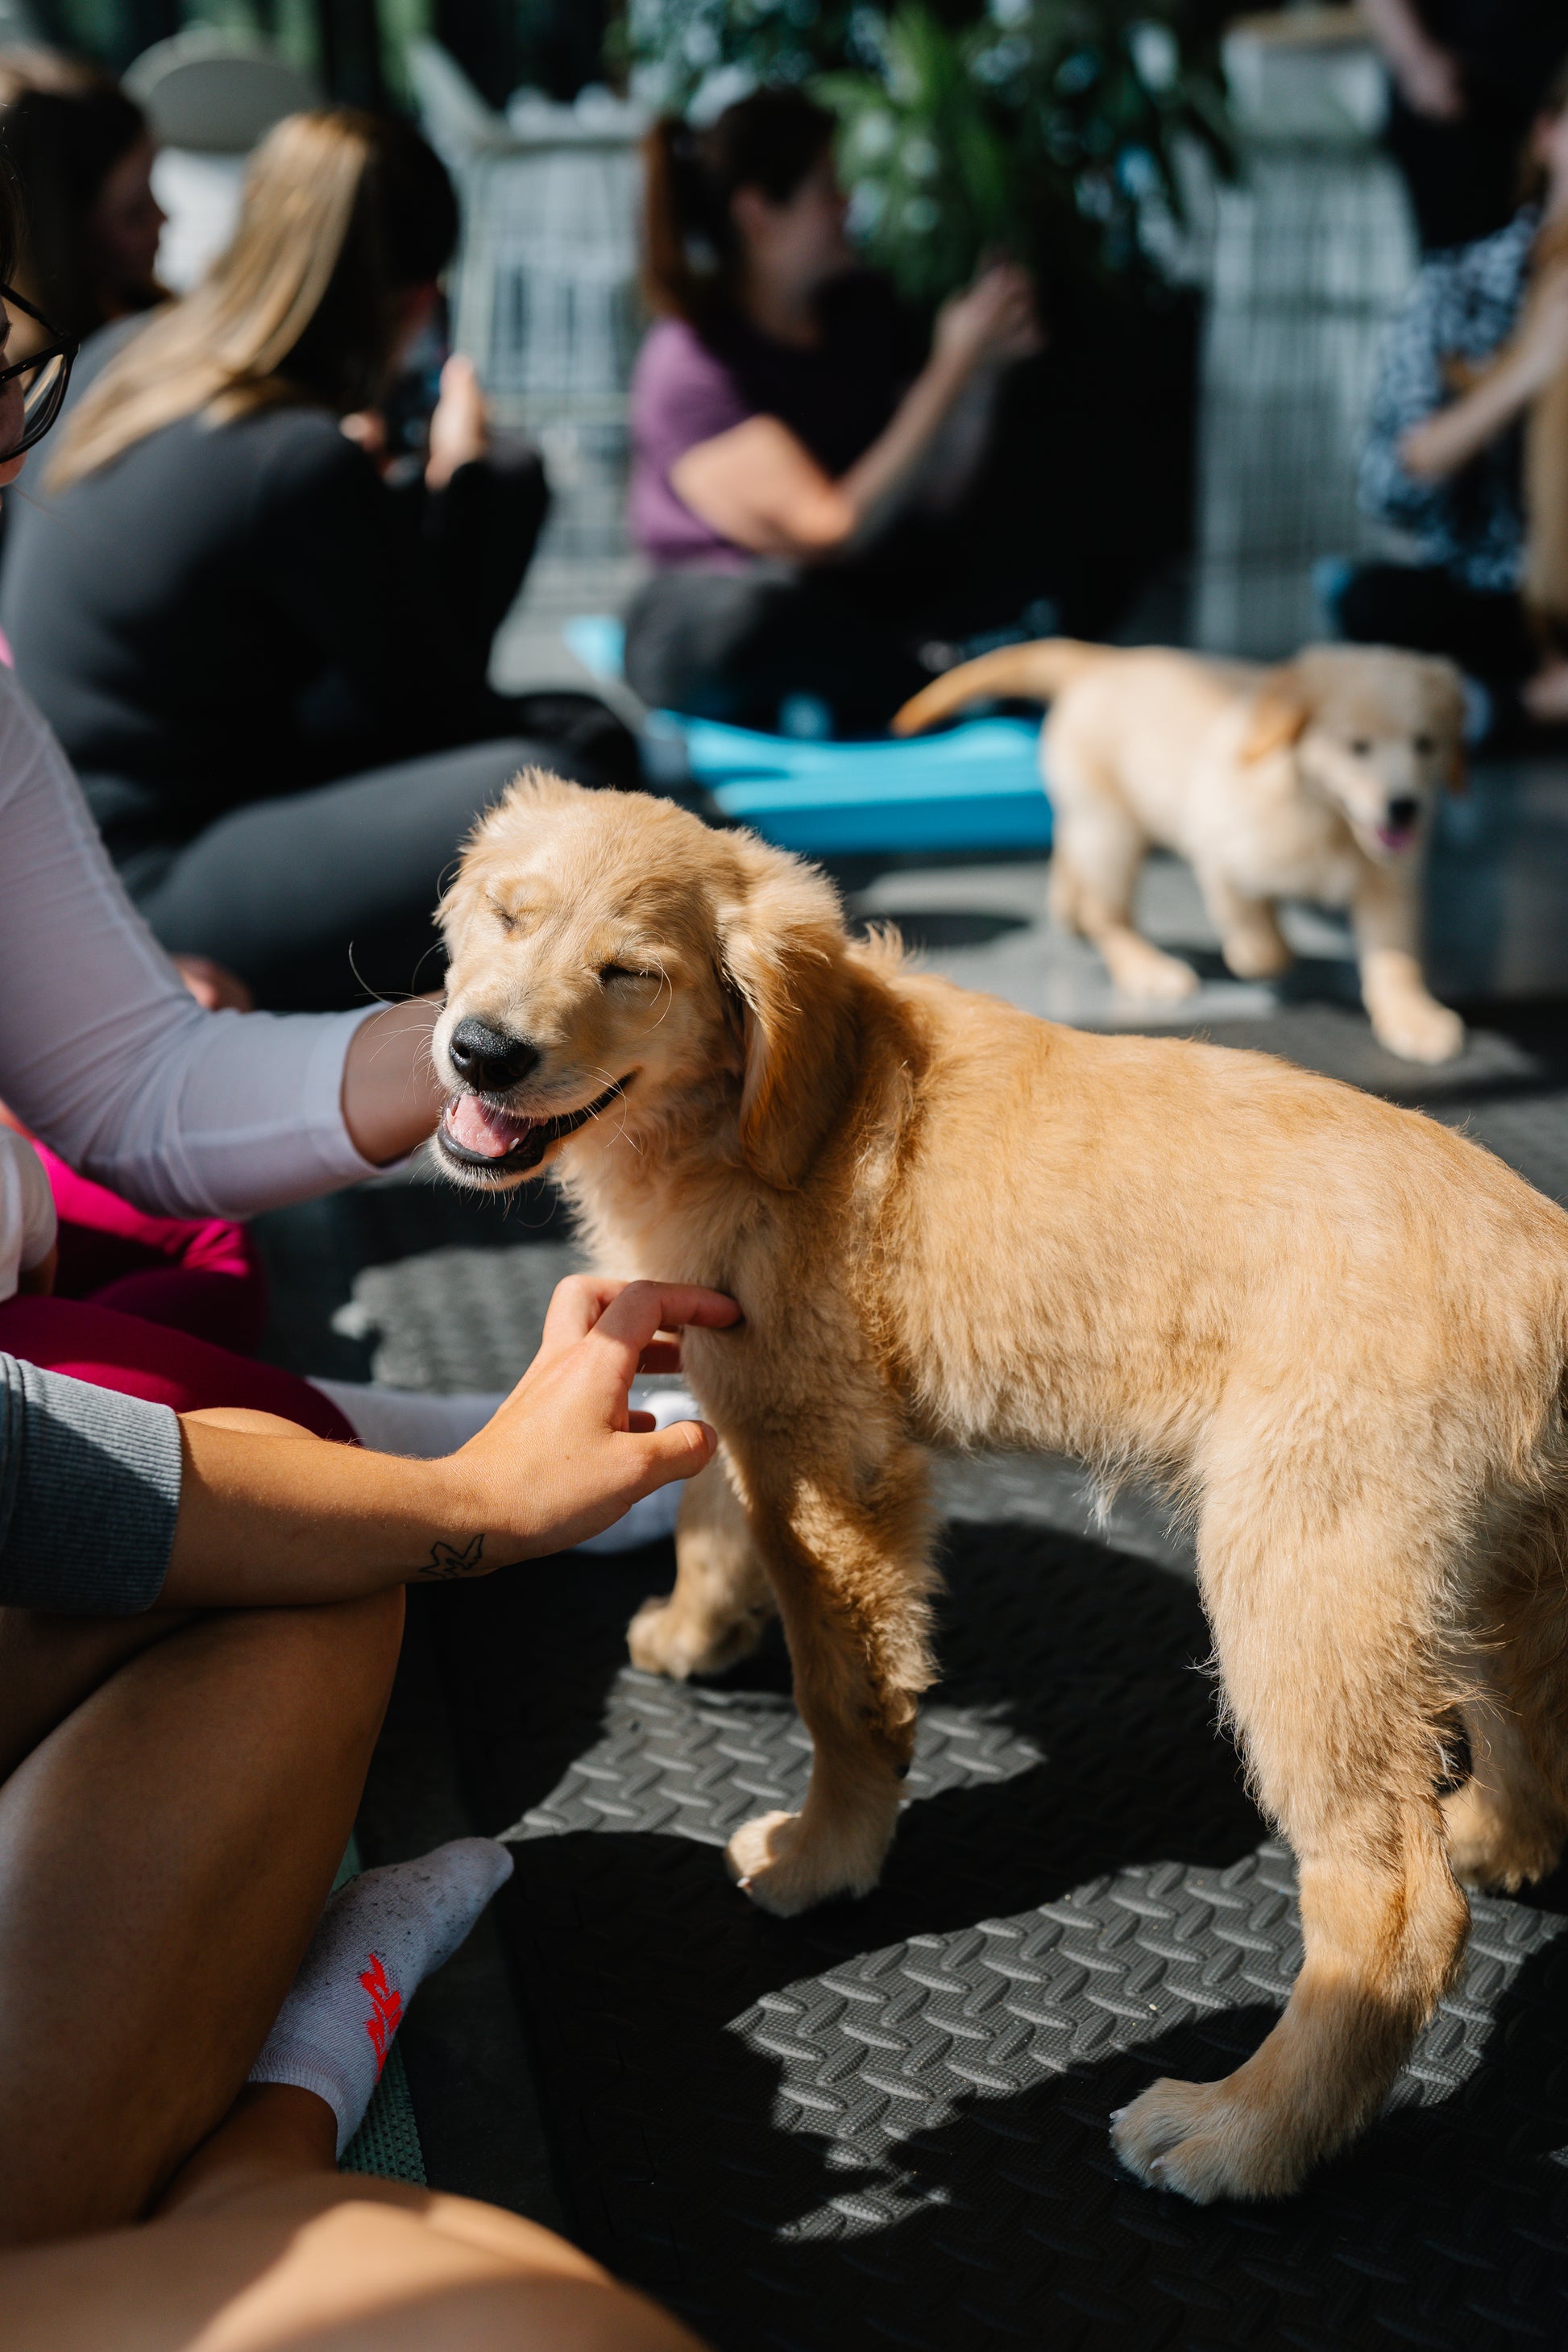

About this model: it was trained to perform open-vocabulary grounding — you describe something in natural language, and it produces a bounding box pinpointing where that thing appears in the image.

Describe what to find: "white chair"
[126,31,320,293]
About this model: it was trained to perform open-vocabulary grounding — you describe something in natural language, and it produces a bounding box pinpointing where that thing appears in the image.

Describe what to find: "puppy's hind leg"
[1198,867,1292,982]
[1446,1504,1568,1891]
[1057,790,1199,1003]
[628,1448,775,1680]
[1114,1471,1469,2201]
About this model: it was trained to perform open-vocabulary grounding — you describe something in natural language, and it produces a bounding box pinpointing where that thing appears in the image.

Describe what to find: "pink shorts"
[0,1143,355,1440]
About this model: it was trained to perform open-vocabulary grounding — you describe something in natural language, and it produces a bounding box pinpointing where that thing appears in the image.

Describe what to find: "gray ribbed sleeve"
[0,1354,181,1612]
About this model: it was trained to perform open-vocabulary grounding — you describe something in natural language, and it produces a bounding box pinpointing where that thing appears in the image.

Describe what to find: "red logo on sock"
[359,1952,402,2077]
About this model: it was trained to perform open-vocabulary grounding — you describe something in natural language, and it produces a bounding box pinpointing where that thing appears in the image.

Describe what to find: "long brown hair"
[641,87,836,332]
[48,107,457,490]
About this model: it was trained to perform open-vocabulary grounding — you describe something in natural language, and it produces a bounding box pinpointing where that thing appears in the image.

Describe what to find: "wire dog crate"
[1191,16,1420,657]
[411,44,645,568]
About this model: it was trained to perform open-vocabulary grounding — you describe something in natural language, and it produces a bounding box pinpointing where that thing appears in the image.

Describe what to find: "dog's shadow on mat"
[418,1524,1568,2352]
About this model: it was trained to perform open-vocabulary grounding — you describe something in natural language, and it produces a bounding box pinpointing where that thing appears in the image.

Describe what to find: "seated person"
[1362,0,1568,252]
[0,264,723,2342]
[0,47,164,342]
[0,107,634,1012]
[0,1260,726,2352]
[1348,62,1568,729]
[624,88,1044,737]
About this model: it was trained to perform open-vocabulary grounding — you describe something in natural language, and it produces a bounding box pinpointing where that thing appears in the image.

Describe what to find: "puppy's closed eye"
[599,962,653,985]
[1412,733,1437,756]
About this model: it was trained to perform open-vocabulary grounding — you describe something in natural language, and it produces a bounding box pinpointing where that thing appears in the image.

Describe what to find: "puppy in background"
[894,640,1467,1064]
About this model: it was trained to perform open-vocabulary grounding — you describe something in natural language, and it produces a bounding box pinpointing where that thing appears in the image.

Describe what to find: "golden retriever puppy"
[894,639,1466,1064]
[433,773,1568,2205]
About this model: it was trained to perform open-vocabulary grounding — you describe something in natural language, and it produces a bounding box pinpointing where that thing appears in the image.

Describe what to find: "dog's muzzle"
[436,1079,629,1176]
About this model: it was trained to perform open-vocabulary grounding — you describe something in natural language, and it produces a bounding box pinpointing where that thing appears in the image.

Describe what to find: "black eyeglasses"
[0,285,77,463]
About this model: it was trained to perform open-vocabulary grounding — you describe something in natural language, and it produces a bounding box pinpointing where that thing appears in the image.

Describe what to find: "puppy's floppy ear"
[716,850,854,1192]
[1241,667,1312,761]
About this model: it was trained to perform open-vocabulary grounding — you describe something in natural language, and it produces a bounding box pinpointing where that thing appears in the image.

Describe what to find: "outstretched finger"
[587,1282,740,1385]
[539,1272,632,1354]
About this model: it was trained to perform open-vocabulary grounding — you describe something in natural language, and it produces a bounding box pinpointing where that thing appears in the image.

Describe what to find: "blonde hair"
[49,107,457,490]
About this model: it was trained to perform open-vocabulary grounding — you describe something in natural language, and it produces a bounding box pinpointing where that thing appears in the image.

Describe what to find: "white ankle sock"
[248,1837,513,2155]
[309,1380,698,1554]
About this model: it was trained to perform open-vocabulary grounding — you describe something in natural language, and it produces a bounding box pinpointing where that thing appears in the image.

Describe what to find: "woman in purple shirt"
[624,89,1042,735]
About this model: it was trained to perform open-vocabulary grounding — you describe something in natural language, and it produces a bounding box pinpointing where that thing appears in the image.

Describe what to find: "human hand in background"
[439,1276,741,1562]
[172,954,255,1013]
[1393,34,1464,120]
[425,355,491,491]
[933,263,1044,380]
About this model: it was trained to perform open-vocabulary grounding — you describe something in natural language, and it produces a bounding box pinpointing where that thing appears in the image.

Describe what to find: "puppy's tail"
[891,638,1112,736]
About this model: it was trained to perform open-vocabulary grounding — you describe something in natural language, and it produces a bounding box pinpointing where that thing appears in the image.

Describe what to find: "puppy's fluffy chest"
[1185,745,1363,904]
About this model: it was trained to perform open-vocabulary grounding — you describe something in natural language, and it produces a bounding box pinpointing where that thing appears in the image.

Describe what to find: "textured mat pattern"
[425,1522,1568,2352]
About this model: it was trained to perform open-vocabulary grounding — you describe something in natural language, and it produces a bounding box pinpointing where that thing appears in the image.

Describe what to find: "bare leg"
[0,2081,707,2350]
[1197,869,1292,981]
[627,1448,774,1679]
[1353,864,1463,1063]
[1113,1474,1469,2200]
[724,1433,937,1916]
[0,1588,404,2243]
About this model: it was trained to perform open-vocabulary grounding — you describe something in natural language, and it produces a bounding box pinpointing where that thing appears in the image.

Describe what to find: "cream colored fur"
[433,774,1568,2205]
[894,638,1468,1064]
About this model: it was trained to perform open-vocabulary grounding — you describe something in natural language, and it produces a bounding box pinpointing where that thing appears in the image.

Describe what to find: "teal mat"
[330,1836,427,2186]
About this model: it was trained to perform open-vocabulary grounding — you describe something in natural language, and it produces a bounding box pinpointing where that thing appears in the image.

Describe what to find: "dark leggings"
[110,699,637,1011]
[624,564,935,738]
[1336,562,1538,683]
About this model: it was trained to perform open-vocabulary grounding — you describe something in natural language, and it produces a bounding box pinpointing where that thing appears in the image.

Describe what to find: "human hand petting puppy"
[164,1276,738,1607]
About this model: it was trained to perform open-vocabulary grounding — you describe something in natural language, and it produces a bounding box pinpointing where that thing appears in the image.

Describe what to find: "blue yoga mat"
[563,616,1051,856]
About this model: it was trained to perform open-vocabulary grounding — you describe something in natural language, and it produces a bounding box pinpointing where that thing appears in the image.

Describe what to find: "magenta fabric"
[0,1138,355,1440]
[628,281,918,568]
[36,1140,270,1351]
[628,319,753,567]
[0,1290,356,1437]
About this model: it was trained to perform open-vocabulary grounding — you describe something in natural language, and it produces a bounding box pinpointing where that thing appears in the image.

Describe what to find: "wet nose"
[447,1017,541,1093]
[1387,794,1420,830]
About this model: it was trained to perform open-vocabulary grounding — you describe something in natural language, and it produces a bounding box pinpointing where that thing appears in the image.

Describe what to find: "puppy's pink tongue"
[445,1095,530,1159]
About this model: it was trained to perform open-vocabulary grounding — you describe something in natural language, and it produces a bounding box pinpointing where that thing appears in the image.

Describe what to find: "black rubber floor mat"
[425,1524,1568,2352]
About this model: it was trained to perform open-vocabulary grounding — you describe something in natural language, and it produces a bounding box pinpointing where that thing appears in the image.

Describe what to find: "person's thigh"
[0,1294,355,1437]
[0,2178,706,2350]
[624,566,927,733]
[0,1590,404,2242]
[132,738,547,1010]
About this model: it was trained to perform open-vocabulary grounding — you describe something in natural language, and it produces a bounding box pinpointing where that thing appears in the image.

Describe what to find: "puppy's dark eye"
[1350,739,1373,757]
[598,963,647,984]
[1412,733,1437,756]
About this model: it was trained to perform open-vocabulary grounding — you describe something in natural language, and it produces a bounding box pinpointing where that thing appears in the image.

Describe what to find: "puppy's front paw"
[1111,945,1201,1005]
[725,1806,891,1916]
[1112,2075,1309,2204]
[627,1593,766,1681]
[1369,996,1464,1064]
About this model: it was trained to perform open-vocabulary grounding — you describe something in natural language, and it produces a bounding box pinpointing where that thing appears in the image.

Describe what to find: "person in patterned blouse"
[1342,64,1568,731]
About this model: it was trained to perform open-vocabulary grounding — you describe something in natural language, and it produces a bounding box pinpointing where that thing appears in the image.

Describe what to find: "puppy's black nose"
[1387,794,1420,830]
[448,1018,541,1093]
